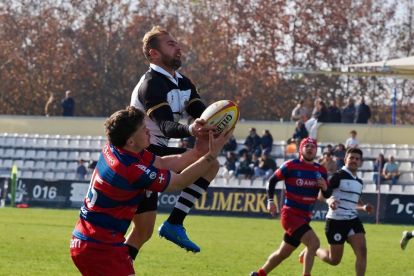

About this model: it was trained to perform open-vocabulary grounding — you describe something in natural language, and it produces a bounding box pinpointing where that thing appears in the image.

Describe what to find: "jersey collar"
[342,166,358,179]
[150,63,183,86]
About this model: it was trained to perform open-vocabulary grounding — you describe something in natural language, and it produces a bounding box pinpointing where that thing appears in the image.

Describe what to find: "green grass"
[0,207,413,275]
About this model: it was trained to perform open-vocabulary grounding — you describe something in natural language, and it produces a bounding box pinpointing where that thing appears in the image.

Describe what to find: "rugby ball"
[200,100,240,133]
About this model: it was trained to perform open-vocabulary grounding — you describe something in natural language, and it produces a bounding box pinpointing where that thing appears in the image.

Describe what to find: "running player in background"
[251,137,332,276]
[70,106,233,276]
[400,230,414,250]
[306,148,374,276]
[127,26,218,257]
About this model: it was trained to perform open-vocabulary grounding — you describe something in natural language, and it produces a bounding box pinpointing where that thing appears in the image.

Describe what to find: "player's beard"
[160,51,181,71]
[302,154,315,162]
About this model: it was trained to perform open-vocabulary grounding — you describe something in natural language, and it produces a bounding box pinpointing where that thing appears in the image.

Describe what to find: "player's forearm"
[165,153,217,191]
[266,174,278,200]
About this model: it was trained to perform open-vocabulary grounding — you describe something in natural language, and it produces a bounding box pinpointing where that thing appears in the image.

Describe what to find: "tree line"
[1,0,413,124]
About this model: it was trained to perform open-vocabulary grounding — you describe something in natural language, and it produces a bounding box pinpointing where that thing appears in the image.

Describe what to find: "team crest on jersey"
[158,174,165,183]
[297,171,301,177]
[296,179,304,186]
[315,172,321,180]
[149,172,157,179]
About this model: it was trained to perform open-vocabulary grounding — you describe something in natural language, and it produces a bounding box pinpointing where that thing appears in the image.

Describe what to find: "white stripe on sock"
[175,202,191,213]
[180,192,197,203]
[188,183,206,195]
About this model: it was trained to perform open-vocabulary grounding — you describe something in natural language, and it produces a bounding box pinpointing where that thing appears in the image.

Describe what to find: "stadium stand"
[0,133,413,195]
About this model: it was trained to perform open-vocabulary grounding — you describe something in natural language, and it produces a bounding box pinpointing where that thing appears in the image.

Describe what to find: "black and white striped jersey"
[130,64,205,147]
[326,167,363,220]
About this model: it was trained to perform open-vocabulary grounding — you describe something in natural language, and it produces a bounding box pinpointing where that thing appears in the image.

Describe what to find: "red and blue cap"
[299,137,318,156]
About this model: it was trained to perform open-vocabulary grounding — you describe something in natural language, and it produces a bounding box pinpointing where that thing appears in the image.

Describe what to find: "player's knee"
[354,245,367,259]
[203,159,220,179]
[330,258,341,266]
[307,239,320,252]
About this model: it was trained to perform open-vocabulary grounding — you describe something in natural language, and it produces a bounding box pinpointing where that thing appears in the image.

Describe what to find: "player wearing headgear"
[251,137,332,276]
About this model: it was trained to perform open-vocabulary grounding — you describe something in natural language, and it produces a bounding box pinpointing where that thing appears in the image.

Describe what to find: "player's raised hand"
[317,178,328,191]
[267,201,277,217]
[207,125,235,159]
[190,118,217,139]
[327,198,340,210]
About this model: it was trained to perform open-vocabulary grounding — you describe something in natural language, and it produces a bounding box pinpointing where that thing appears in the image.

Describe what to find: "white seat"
[361,172,374,182]
[272,145,285,157]
[362,184,377,193]
[14,160,24,169]
[46,151,58,160]
[275,181,284,190]
[228,178,240,187]
[0,148,3,156]
[56,161,68,171]
[3,149,14,158]
[25,150,36,159]
[34,161,46,170]
[21,171,33,178]
[68,139,80,149]
[45,161,57,171]
[371,148,384,158]
[212,178,227,187]
[67,162,78,171]
[14,149,25,159]
[217,156,226,166]
[4,136,16,147]
[276,158,285,166]
[35,150,47,160]
[384,149,397,157]
[380,184,390,193]
[25,137,37,148]
[14,137,26,147]
[22,160,35,170]
[79,151,90,160]
[404,185,414,194]
[398,149,410,159]
[399,162,412,172]
[34,138,48,149]
[90,152,101,161]
[65,172,76,180]
[360,161,373,171]
[57,151,70,160]
[239,179,251,187]
[400,173,413,183]
[47,139,59,148]
[33,171,44,179]
[54,172,66,179]
[44,172,54,179]
[389,185,403,194]
[252,179,265,187]
[68,151,80,160]
[361,148,371,158]
[0,159,13,169]
[79,140,90,149]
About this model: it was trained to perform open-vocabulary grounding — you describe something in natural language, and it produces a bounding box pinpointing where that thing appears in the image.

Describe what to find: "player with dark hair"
[69,106,233,276]
[127,26,218,256]
[251,137,332,276]
[306,147,374,276]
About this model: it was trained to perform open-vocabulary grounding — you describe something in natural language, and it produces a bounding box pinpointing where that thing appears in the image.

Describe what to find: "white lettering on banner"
[103,145,115,166]
[160,194,180,205]
[390,198,414,218]
[70,238,81,248]
[312,210,328,220]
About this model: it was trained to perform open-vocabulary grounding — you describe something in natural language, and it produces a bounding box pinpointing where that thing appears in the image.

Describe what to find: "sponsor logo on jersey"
[103,145,115,166]
[135,164,153,176]
[296,179,317,186]
[149,172,157,179]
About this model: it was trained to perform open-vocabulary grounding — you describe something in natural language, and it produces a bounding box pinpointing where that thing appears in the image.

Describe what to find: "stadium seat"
[14,149,25,159]
[68,151,80,161]
[398,149,410,160]
[384,149,397,157]
[14,137,26,148]
[228,178,240,187]
[252,179,265,187]
[404,185,414,194]
[275,181,284,190]
[90,152,101,161]
[67,162,78,171]
[14,159,24,169]
[34,161,46,170]
[47,138,59,148]
[56,161,68,171]
[34,138,48,149]
[212,178,227,187]
[400,173,413,183]
[276,158,285,166]
[44,172,54,179]
[399,162,412,172]
[65,172,76,180]
[22,160,35,170]
[4,136,16,147]
[79,151,90,161]
[371,148,384,158]
[389,185,403,194]
[380,184,390,193]
[21,171,33,178]
[57,151,70,161]
[25,150,36,159]
[35,150,47,160]
[3,149,14,158]
[362,184,377,193]
[33,171,44,179]
[271,145,285,157]
[54,172,66,179]
[361,148,372,158]
[360,161,373,171]
[78,140,90,149]
[239,179,252,187]
[89,140,103,150]
[0,136,5,147]
[0,159,13,169]
[217,156,226,166]
[0,148,3,156]
[25,137,37,148]
[361,172,374,183]
[46,151,58,160]
[68,139,80,149]
[45,161,57,171]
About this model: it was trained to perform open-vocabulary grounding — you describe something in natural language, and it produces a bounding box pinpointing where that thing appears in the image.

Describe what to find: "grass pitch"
[0,207,413,275]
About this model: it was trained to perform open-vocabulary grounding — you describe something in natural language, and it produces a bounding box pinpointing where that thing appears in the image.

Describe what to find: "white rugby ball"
[200,100,240,133]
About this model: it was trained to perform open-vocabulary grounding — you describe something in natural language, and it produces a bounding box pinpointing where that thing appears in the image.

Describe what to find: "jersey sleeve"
[275,162,289,181]
[328,171,341,189]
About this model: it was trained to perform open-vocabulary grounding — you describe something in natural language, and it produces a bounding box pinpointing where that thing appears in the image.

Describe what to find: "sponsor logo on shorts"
[70,238,81,248]
[334,233,342,241]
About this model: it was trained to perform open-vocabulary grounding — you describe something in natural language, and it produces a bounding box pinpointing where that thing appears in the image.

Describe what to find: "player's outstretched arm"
[189,118,218,139]
[164,126,234,192]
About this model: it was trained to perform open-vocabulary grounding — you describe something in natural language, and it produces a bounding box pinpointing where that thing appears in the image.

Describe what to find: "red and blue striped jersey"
[275,158,329,219]
[72,142,171,245]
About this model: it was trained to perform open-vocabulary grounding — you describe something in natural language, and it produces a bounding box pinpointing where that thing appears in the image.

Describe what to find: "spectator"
[254,153,277,180]
[222,152,237,179]
[179,137,193,149]
[222,134,237,153]
[355,97,371,124]
[342,98,356,123]
[372,153,386,184]
[317,144,333,163]
[304,98,320,132]
[319,152,337,175]
[345,130,359,149]
[260,129,273,155]
[308,100,329,139]
[45,94,59,117]
[327,100,342,123]
[76,159,87,180]
[382,155,400,185]
[292,121,308,152]
[234,152,253,179]
[249,152,260,170]
[239,128,261,157]
[61,90,75,116]
[333,143,346,168]
[290,100,308,122]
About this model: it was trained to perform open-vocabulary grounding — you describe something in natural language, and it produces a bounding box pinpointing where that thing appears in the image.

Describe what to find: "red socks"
[258,268,267,276]
[303,274,311,276]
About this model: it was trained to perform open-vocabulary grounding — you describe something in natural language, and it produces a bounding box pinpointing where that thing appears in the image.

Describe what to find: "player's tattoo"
[205,154,215,162]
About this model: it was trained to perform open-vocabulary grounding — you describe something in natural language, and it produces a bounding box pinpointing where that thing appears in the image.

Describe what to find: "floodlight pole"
[392,87,396,125]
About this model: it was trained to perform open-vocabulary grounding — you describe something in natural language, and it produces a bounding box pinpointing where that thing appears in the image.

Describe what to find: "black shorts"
[283,223,312,248]
[135,144,187,214]
[325,217,365,245]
